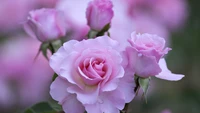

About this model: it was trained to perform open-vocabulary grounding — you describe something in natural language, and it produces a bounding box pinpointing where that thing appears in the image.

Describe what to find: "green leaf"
[49,101,63,112]
[139,77,151,103]
[24,102,62,113]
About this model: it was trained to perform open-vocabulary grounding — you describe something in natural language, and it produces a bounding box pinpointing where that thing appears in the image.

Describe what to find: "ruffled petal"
[49,40,78,74]
[118,71,136,103]
[126,47,161,77]
[50,77,71,104]
[155,59,184,81]
[62,94,85,113]
[67,85,100,104]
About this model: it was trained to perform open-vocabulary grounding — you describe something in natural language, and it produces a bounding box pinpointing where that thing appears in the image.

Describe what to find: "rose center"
[81,57,106,79]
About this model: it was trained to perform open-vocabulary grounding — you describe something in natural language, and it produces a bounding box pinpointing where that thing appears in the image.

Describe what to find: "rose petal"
[49,40,78,74]
[50,77,71,104]
[59,52,79,84]
[101,78,119,92]
[78,67,102,85]
[155,59,184,81]
[62,94,85,113]
[104,89,126,110]
[67,85,100,104]
[85,97,120,113]
[73,36,120,52]
[126,47,161,77]
[118,71,136,103]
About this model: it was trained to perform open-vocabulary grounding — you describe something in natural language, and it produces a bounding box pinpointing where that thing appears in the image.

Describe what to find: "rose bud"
[24,8,67,42]
[86,0,114,31]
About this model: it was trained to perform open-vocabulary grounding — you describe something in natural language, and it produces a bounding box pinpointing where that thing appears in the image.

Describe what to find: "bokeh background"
[0,0,199,113]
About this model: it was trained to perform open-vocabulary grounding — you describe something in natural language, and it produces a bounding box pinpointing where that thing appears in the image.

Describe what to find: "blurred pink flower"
[56,0,91,41]
[50,36,135,113]
[86,0,114,31]
[0,0,35,32]
[125,32,171,77]
[35,0,59,8]
[0,36,53,108]
[126,0,187,30]
[0,0,59,33]
[133,15,169,40]
[24,8,67,42]
[161,109,172,113]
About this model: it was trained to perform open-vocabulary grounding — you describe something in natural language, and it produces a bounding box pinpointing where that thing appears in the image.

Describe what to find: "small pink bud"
[86,0,114,31]
[24,8,67,42]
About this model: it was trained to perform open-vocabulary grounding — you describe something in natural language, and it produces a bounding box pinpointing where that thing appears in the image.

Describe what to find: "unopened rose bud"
[24,8,67,42]
[86,0,114,31]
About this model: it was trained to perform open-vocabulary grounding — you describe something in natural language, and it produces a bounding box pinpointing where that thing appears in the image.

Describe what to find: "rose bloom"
[86,0,114,31]
[50,36,135,113]
[125,32,184,80]
[125,32,171,77]
[24,8,67,42]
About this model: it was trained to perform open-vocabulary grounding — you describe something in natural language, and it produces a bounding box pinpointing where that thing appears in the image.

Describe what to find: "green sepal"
[50,40,62,53]
[52,73,58,82]
[96,23,111,37]
[138,77,151,103]
[41,42,50,60]
[87,23,111,39]
[87,30,98,39]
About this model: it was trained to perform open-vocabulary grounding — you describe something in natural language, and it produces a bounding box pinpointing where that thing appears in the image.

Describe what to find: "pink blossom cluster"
[0,0,187,112]
[21,0,185,112]
[49,33,184,113]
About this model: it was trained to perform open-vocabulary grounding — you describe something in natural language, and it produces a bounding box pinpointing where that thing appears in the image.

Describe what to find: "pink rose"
[50,36,135,113]
[86,0,114,31]
[125,32,171,77]
[24,8,67,42]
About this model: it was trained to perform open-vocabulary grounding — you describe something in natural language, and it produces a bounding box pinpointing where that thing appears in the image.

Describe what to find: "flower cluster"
[21,0,185,113]
[49,32,184,113]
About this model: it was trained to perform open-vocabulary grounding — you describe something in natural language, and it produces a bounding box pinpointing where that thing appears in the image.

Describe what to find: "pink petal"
[155,59,184,81]
[49,40,78,74]
[118,71,136,103]
[73,36,120,52]
[85,103,102,113]
[78,66,102,85]
[104,89,126,110]
[67,85,100,104]
[62,94,85,113]
[59,52,80,85]
[101,78,119,92]
[126,47,161,77]
[85,98,120,113]
[50,77,71,104]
